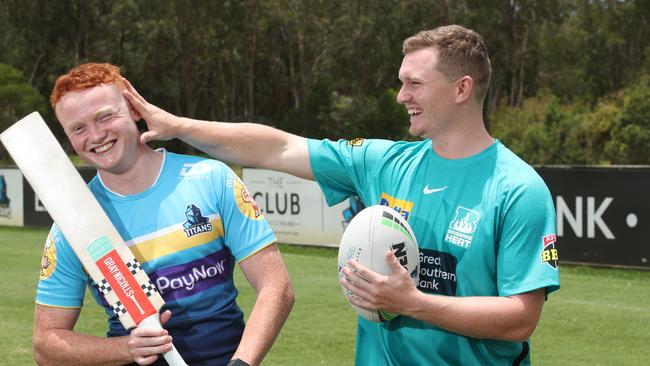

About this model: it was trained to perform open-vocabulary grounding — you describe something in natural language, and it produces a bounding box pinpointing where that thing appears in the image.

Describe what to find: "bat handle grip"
[139,314,189,366]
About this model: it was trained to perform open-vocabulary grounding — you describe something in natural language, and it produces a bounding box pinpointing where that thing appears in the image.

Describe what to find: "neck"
[428,108,494,159]
[98,148,163,195]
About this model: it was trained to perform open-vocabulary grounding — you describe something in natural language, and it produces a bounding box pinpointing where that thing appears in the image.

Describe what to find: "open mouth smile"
[408,108,422,117]
[93,141,115,154]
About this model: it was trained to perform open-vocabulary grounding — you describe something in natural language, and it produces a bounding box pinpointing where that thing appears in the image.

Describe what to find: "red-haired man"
[34,63,294,366]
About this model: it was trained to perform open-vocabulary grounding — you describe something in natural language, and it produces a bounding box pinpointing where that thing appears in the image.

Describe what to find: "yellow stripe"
[238,239,278,263]
[35,301,81,309]
[129,218,224,263]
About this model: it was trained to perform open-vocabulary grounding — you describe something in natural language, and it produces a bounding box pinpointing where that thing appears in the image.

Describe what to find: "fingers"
[122,78,148,116]
[341,256,412,314]
[129,328,173,365]
[159,310,172,325]
[341,262,378,308]
[139,131,153,145]
[135,354,161,365]
[122,78,145,103]
[346,259,375,282]
[385,250,405,274]
[121,79,178,143]
[346,290,374,310]
[123,88,145,113]
[340,271,373,308]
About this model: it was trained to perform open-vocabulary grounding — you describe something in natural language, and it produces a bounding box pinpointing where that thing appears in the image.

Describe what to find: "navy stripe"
[512,341,529,366]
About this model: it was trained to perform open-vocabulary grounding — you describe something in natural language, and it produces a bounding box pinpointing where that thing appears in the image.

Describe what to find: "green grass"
[531,266,650,365]
[2,226,650,365]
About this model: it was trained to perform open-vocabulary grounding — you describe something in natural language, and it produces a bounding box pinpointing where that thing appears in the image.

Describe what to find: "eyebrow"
[399,74,426,83]
[94,105,120,119]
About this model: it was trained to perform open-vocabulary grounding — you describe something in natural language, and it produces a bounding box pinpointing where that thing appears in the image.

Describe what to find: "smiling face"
[397,47,458,139]
[55,83,142,175]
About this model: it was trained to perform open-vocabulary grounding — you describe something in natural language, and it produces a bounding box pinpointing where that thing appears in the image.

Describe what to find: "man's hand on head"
[122,78,182,144]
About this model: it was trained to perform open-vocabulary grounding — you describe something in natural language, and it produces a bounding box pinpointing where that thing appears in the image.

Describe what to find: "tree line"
[1,0,649,164]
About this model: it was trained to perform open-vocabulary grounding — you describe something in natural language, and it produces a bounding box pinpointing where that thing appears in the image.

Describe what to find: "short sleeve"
[35,225,88,308]
[496,176,560,297]
[307,138,393,206]
[213,163,277,262]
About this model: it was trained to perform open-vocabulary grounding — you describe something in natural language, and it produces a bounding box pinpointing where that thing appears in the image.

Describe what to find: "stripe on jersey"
[126,216,225,264]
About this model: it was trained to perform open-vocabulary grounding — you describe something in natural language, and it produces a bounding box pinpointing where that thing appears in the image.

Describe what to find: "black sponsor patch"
[417,249,457,296]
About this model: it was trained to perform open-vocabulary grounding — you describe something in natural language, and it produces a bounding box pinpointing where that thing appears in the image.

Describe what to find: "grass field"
[2,226,650,365]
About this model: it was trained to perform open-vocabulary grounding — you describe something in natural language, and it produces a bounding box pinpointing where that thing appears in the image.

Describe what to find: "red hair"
[50,63,126,109]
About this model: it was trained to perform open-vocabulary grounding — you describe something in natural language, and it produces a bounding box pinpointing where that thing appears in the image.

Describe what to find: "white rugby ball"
[338,205,419,322]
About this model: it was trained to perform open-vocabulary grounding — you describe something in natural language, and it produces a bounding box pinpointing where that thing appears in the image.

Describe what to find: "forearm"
[124,80,314,179]
[232,282,295,366]
[175,117,313,180]
[33,329,131,366]
[404,289,544,341]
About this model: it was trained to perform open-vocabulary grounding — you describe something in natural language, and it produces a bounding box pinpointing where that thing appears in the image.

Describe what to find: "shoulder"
[493,142,552,200]
[308,137,427,159]
[165,151,232,177]
[47,223,66,246]
[385,139,431,158]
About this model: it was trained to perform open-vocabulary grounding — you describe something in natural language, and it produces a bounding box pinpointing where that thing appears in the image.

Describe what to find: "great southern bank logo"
[445,206,480,249]
[183,204,213,237]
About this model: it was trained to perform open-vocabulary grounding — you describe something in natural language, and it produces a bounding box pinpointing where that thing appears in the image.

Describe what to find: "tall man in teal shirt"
[123,25,560,365]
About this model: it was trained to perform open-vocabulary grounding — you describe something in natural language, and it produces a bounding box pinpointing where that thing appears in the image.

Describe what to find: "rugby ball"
[338,205,419,322]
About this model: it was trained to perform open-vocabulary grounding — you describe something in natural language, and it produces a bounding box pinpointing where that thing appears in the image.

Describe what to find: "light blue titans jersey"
[36,150,276,366]
[308,138,560,366]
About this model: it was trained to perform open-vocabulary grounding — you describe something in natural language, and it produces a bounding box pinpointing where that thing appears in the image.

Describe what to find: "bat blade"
[1,112,187,365]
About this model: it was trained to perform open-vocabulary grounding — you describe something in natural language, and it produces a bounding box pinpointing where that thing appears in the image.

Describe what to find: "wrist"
[403,288,428,319]
[227,358,251,366]
[177,116,195,139]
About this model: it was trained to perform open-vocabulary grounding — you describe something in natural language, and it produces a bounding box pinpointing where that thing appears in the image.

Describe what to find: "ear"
[455,75,474,104]
[127,100,142,121]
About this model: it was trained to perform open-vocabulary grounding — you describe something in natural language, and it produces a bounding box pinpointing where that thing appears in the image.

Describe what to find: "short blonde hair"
[403,25,491,102]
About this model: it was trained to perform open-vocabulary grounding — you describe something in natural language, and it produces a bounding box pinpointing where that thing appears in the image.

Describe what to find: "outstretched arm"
[232,244,295,366]
[33,305,176,365]
[123,79,314,180]
[341,252,546,342]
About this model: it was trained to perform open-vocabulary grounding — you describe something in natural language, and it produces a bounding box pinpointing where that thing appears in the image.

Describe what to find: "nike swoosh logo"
[423,185,448,194]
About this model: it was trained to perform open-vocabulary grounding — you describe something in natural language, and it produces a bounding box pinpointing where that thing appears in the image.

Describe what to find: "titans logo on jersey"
[183,204,214,237]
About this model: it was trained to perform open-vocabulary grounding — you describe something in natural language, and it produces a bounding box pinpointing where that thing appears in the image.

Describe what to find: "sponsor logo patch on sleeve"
[234,176,263,220]
[347,138,365,146]
[541,234,559,269]
[378,192,413,221]
[40,234,57,279]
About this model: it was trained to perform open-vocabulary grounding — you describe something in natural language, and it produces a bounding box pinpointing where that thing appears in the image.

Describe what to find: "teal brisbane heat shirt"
[308,138,560,366]
[36,150,276,366]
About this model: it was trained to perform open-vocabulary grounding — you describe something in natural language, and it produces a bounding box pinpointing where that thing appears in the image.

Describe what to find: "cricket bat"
[1,112,188,366]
